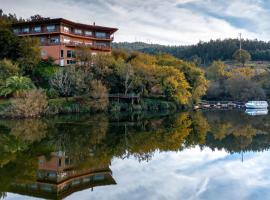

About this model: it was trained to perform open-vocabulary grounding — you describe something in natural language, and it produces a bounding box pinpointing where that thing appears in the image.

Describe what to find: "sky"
[6,147,270,200]
[1,0,270,45]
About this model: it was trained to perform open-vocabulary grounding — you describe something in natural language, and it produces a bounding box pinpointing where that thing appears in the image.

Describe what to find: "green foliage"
[17,37,41,73]
[0,59,20,83]
[46,88,59,99]
[0,76,35,97]
[233,49,251,67]
[0,28,20,60]
[114,39,270,64]
[33,61,59,88]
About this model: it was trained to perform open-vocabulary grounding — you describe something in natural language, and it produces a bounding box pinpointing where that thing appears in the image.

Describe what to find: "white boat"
[245,101,268,109]
[245,109,268,116]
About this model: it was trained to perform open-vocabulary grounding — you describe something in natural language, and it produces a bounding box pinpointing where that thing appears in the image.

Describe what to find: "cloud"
[1,0,269,45]
[61,147,270,200]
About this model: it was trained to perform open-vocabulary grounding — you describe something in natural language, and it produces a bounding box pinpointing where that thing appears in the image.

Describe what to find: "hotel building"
[12,18,118,66]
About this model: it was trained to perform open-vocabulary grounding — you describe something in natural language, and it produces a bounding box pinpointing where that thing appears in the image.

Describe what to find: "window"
[74,41,83,45]
[93,174,105,181]
[46,25,55,32]
[22,27,29,33]
[13,28,19,34]
[40,37,46,44]
[67,60,76,65]
[49,37,59,44]
[63,38,70,43]
[85,31,92,36]
[85,42,93,46]
[74,29,82,35]
[60,50,64,58]
[67,50,75,58]
[71,180,80,186]
[63,26,70,33]
[58,158,62,167]
[34,26,41,33]
[96,32,106,38]
[96,42,109,47]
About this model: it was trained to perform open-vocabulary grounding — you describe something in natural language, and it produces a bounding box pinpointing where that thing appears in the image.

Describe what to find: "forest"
[114,39,270,65]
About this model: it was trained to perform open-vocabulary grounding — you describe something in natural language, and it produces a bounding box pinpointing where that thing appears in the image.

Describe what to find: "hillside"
[113,39,270,65]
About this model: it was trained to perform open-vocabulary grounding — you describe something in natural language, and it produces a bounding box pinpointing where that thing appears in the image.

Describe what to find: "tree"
[0,59,20,83]
[49,68,73,97]
[160,67,191,105]
[17,37,41,74]
[0,76,34,97]
[225,75,265,101]
[233,49,251,67]
[206,61,230,81]
[0,28,20,60]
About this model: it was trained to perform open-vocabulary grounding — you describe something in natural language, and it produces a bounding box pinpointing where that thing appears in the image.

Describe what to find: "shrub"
[109,102,121,113]
[89,80,109,111]
[2,89,48,118]
[0,76,35,97]
[46,88,59,99]
[0,59,20,82]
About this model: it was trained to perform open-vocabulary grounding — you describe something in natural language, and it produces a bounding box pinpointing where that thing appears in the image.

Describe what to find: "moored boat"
[245,101,268,109]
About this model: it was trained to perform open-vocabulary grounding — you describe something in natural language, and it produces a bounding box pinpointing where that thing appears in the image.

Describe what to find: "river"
[0,110,270,200]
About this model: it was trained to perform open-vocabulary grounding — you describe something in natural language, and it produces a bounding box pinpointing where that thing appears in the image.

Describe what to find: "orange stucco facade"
[13,18,118,66]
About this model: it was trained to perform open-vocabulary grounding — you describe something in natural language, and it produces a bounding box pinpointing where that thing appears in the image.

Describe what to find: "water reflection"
[1,111,270,199]
[245,109,268,116]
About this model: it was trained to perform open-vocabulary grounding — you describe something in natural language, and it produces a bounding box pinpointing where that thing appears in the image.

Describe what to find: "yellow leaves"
[161,66,191,104]
[207,60,231,81]
[230,67,255,79]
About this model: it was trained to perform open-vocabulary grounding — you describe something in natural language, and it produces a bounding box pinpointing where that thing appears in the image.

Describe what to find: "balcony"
[16,26,61,35]
[15,27,114,41]
[40,41,112,51]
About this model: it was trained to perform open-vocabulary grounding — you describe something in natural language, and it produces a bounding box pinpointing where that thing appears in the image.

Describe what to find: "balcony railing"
[16,27,61,35]
[15,27,113,40]
[40,41,112,51]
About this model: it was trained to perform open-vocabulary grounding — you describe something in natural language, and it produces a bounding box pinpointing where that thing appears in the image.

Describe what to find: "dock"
[195,100,245,110]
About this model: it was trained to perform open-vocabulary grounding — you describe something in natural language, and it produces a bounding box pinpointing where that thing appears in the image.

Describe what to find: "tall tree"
[233,49,251,67]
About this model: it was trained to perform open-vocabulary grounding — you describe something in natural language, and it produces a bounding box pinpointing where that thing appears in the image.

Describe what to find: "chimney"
[93,22,95,26]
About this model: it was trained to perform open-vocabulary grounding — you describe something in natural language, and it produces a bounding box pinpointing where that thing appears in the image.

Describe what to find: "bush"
[0,75,35,97]
[109,102,121,112]
[0,59,20,82]
[46,88,59,99]
[2,89,48,118]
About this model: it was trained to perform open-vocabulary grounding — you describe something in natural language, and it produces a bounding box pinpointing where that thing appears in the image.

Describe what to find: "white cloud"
[64,147,270,200]
[1,0,269,45]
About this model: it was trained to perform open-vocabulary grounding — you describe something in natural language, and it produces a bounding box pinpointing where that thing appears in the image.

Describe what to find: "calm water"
[1,110,270,200]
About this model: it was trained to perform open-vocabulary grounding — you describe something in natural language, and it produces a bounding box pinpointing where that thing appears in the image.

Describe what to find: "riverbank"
[0,97,179,118]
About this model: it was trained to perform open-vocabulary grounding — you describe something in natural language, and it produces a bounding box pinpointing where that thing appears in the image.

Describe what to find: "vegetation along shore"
[1,10,269,118]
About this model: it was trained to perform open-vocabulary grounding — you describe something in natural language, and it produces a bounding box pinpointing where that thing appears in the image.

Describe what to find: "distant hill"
[113,39,270,65]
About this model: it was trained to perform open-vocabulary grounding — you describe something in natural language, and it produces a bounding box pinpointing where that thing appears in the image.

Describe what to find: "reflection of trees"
[0,192,6,199]
[110,113,192,162]
[203,110,270,153]
[2,110,270,194]
[185,112,210,146]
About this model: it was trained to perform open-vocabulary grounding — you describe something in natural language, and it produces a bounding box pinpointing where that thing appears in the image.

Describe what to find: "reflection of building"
[8,152,116,199]
[12,18,118,66]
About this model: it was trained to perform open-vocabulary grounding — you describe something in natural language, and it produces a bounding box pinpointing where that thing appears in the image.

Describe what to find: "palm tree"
[0,76,35,97]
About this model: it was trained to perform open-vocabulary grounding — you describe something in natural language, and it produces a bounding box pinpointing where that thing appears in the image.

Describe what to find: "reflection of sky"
[7,147,270,200]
